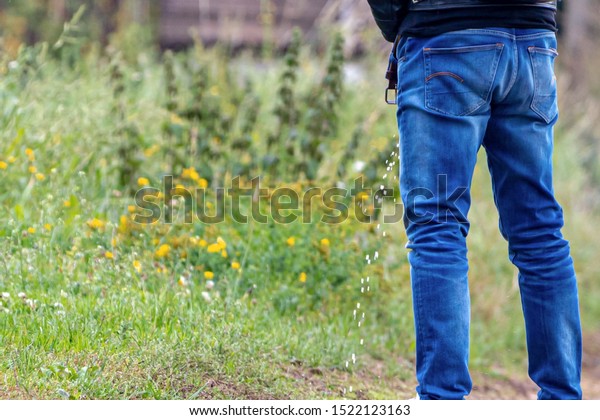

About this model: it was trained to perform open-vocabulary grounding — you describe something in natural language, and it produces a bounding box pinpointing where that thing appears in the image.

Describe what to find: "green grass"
[0,35,599,399]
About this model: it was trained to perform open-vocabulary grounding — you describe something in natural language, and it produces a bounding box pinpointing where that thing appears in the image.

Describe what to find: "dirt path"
[286,330,600,400]
[469,330,600,399]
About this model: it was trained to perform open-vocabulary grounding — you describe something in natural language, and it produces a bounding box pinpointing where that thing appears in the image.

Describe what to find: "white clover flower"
[205,280,215,290]
[1,292,10,300]
[18,292,27,299]
[53,302,64,310]
[201,291,211,302]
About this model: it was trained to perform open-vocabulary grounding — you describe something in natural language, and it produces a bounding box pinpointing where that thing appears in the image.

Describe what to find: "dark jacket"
[366,0,558,42]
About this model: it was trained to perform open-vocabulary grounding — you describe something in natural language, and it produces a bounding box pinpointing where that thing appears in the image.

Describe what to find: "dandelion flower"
[44,223,52,231]
[137,177,150,187]
[35,173,45,181]
[63,200,72,208]
[155,244,171,258]
[199,239,208,248]
[286,236,296,247]
[133,260,142,273]
[27,227,36,234]
[0,161,7,170]
[221,250,227,258]
[204,271,214,280]
[105,251,114,259]
[28,165,37,174]
[182,167,200,181]
[86,218,106,230]
[299,272,307,283]
[127,205,137,213]
[207,243,221,253]
[25,148,35,161]
[197,178,208,189]
[320,238,330,247]
[7,156,16,163]
[231,261,241,270]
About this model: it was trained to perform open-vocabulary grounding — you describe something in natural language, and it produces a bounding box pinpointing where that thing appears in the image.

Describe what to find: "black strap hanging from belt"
[385,35,401,105]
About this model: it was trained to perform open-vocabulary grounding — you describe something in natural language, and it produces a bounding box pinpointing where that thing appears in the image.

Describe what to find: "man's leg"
[396,32,502,399]
[482,30,582,400]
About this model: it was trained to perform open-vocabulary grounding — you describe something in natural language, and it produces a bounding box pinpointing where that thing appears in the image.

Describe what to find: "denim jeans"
[395,28,582,400]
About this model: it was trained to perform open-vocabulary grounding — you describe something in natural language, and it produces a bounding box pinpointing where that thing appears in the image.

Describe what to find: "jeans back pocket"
[424,43,504,117]
[528,46,559,124]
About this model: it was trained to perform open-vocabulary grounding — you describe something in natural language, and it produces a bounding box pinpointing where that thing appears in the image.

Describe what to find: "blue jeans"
[395,28,582,400]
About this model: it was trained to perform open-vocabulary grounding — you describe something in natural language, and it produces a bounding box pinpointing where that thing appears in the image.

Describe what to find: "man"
[367,0,582,400]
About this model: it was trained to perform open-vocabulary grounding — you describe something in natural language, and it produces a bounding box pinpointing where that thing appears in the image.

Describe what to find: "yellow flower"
[25,148,35,161]
[111,237,117,247]
[221,250,228,258]
[207,241,227,254]
[356,191,369,202]
[0,161,7,170]
[182,167,200,181]
[7,156,16,163]
[204,271,214,280]
[320,238,330,247]
[27,227,36,234]
[299,272,307,283]
[137,177,150,187]
[63,200,72,208]
[127,205,136,213]
[286,236,296,247]
[35,173,45,181]
[133,260,142,273]
[28,165,37,174]
[199,239,208,247]
[155,244,171,258]
[105,251,114,259]
[231,261,241,270]
[86,218,106,230]
[44,223,52,231]
[197,178,208,189]
[144,145,160,157]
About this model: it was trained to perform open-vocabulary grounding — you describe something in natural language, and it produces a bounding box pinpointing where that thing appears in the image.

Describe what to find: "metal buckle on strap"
[385,35,401,105]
